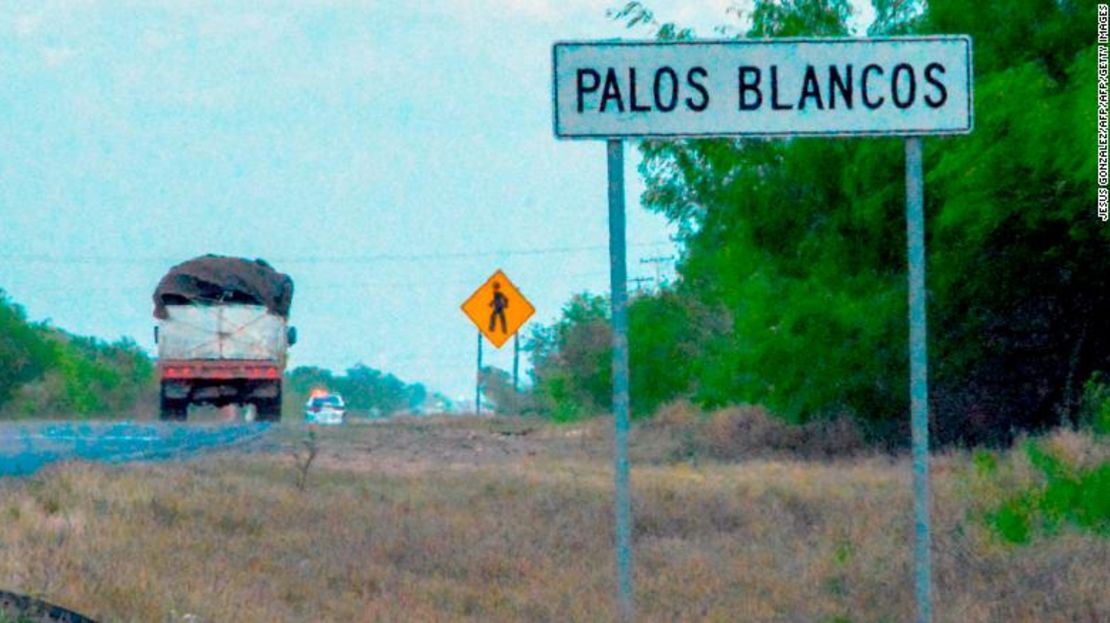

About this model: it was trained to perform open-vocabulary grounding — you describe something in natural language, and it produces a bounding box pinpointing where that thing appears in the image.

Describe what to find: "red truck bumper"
[159,360,282,380]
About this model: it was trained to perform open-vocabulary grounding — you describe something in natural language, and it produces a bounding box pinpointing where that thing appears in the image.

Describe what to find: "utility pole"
[630,276,653,295]
[640,255,674,287]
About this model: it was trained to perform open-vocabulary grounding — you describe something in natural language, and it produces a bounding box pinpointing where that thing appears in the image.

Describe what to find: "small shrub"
[972,449,998,476]
[649,399,699,430]
[986,440,1110,543]
[988,495,1035,544]
[1078,372,1110,436]
[293,429,320,491]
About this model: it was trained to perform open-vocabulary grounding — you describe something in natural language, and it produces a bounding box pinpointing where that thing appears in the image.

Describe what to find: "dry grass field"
[0,412,1107,622]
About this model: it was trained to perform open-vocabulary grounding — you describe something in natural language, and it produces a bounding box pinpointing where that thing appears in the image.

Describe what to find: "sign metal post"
[905,136,931,623]
[476,329,483,416]
[607,138,634,623]
[513,333,520,392]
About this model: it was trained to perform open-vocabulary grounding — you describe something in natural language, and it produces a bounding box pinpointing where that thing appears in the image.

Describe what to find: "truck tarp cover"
[153,255,293,319]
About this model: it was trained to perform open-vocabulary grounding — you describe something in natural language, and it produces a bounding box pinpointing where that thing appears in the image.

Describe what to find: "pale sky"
[0,1,874,404]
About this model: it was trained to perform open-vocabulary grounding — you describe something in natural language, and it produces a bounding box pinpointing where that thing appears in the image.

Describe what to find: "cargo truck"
[153,255,296,421]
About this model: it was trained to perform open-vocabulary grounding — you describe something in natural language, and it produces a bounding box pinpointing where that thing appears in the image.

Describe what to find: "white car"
[304,393,346,425]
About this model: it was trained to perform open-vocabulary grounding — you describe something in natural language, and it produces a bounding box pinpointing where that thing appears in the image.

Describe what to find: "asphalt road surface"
[0,421,270,477]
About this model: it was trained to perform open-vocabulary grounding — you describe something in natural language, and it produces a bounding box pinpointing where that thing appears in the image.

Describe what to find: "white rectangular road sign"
[553,37,972,138]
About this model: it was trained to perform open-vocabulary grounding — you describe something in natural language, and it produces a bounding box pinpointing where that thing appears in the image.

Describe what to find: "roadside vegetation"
[0,290,430,421]
[0,291,156,420]
[0,417,1107,622]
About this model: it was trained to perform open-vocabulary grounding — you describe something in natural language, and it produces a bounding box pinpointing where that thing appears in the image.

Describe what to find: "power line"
[0,241,675,265]
[4,268,616,294]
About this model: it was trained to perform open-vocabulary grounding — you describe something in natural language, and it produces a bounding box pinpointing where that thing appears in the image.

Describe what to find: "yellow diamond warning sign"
[461,269,535,348]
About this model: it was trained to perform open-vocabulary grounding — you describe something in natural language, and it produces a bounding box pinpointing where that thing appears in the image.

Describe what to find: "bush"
[642,401,866,461]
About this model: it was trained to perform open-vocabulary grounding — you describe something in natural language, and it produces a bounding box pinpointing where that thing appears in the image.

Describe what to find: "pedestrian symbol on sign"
[489,282,509,333]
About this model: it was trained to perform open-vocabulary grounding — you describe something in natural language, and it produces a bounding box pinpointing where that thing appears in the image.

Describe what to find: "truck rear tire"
[160,380,189,421]
[160,398,188,421]
[254,391,282,422]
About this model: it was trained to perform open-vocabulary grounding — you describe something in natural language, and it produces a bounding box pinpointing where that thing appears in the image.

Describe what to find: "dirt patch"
[265,417,609,476]
[260,410,871,478]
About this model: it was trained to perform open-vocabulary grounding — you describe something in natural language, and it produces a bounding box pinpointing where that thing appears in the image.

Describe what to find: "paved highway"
[0,421,270,477]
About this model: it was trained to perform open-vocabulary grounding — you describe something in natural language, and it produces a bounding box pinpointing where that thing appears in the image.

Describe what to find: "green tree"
[636,0,1106,442]
[527,293,611,421]
[0,290,55,406]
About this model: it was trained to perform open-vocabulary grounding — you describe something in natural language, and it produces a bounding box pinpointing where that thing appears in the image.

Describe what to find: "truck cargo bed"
[157,304,287,362]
